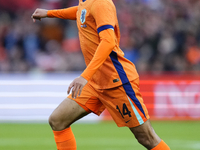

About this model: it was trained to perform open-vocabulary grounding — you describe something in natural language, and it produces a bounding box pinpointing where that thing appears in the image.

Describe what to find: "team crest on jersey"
[80,9,87,24]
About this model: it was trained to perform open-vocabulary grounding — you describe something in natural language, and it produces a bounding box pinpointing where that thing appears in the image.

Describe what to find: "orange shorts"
[68,78,149,128]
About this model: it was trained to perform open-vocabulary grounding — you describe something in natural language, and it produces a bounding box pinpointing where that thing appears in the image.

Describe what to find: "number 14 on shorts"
[116,103,132,118]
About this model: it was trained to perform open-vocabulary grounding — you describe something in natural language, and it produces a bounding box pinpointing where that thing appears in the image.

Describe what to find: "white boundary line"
[154,104,200,109]
[0,92,67,97]
[0,113,101,121]
[0,104,58,109]
[0,104,200,109]
[154,92,200,96]
[0,80,72,85]
[0,92,199,97]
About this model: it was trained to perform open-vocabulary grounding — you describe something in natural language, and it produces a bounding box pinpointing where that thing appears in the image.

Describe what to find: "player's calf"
[130,119,161,149]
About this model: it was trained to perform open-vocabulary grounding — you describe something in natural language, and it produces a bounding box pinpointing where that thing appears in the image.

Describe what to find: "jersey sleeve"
[91,0,116,32]
[47,6,78,20]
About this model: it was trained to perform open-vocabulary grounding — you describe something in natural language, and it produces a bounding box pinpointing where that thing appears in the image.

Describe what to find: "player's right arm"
[31,6,78,22]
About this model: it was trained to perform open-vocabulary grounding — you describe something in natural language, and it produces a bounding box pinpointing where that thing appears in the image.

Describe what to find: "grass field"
[0,120,199,150]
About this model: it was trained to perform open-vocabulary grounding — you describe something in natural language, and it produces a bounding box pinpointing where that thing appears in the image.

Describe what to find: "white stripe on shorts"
[127,96,144,125]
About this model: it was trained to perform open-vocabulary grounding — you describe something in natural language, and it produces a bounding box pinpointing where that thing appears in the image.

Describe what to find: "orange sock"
[151,140,170,150]
[53,127,76,150]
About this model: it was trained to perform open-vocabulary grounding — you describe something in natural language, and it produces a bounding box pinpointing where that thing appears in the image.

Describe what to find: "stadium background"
[0,0,200,150]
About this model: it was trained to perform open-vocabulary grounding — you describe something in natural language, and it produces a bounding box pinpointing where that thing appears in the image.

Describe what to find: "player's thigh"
[49,97,89,130]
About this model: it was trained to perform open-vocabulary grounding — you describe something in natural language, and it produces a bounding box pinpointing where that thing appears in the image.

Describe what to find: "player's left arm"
[68,0,116,98]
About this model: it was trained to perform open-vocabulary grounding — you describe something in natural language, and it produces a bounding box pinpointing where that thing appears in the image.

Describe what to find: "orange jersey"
[48,0,139,89]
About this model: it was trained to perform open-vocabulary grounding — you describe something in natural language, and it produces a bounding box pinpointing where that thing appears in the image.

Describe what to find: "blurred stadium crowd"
[0,0,200,73]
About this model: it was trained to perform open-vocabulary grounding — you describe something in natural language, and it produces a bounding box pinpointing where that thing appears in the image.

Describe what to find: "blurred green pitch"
[0,121,199,150]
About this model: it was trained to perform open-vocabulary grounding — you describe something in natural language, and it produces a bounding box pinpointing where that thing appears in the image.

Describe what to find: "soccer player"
[32,0,170,149]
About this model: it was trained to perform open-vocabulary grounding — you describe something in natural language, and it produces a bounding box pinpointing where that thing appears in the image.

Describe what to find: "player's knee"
[48,114,69,131]
[48,114,59,130]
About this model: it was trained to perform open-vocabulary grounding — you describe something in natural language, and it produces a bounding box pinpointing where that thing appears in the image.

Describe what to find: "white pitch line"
[0,80,72,85]
[1,104,200,109]
[0,92,67,97]
[154,104,200,109]
[154,92,200,96]
[0,104,58,109]
[0,92,199,97]
[0,114,101,121]
[0,116,49,120]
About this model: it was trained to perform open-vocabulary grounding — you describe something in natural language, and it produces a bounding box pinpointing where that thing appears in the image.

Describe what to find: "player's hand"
[67,76,88,99]
[31,8,48,22]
